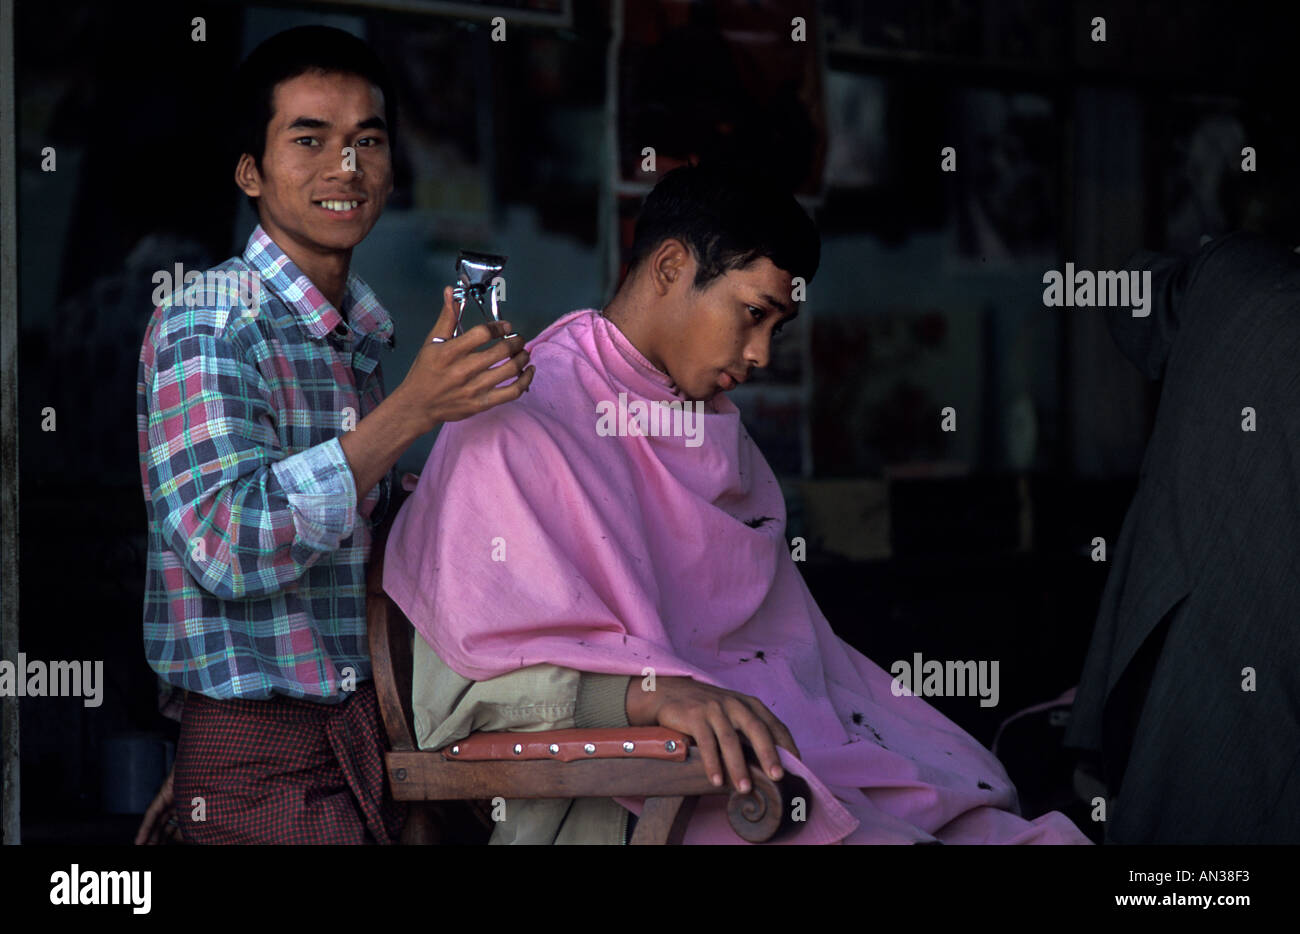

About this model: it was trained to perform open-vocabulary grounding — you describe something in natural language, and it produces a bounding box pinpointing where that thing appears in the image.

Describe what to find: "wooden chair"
[366,522,807,845]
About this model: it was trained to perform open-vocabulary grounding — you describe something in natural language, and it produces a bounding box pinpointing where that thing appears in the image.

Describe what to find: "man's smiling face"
[236,70,393,257]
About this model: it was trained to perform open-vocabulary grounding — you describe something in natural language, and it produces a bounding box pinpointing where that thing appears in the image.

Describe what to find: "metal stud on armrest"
[437,728,690,762]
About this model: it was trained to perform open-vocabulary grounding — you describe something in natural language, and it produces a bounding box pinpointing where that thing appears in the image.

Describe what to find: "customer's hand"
[626,676,800,794]
[133,765,182,845]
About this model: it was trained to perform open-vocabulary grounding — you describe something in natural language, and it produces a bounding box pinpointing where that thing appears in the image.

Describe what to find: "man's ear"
[649,238,690,296]
[234,153,263,200]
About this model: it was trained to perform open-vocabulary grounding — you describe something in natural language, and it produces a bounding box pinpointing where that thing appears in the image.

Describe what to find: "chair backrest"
[366,520,417,752]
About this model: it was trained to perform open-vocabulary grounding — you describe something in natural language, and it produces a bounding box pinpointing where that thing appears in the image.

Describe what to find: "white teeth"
[318,200,359,212]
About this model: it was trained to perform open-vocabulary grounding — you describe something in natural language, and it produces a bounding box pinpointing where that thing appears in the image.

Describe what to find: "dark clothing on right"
[1067,231,1300,843]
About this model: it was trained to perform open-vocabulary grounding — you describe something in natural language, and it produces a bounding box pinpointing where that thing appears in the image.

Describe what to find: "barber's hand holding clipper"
[339,285,534,498]
[408,284,533,421]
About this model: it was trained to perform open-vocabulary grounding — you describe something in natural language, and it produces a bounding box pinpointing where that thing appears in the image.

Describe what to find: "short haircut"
[233,25,398,212]
[628,162,820,289]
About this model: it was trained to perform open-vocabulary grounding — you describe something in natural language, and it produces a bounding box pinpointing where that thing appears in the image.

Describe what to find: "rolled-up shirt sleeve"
[144,329,357,601]
[271,436,358,550]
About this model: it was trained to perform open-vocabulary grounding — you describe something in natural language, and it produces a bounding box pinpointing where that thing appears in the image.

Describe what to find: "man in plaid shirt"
[133,26,534,844]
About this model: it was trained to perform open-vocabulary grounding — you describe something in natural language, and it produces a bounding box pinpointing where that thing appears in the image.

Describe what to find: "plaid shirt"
[137,225,395,703]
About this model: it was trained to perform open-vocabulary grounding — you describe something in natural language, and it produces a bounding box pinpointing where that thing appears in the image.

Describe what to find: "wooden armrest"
[440,727,690,762]
[388,746,812,843]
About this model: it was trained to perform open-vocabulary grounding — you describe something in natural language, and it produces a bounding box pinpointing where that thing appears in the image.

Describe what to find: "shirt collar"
[241,224,394,345]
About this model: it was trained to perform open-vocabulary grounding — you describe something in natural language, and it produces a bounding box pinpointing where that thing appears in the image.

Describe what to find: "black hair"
[233,25,398,212]
[627,162,820,289]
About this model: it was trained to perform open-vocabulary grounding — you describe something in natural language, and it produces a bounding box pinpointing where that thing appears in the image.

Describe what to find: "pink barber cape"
[384,309,1091,845]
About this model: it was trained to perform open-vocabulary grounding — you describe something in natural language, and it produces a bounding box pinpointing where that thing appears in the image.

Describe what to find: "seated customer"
[384,164,1090,844]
